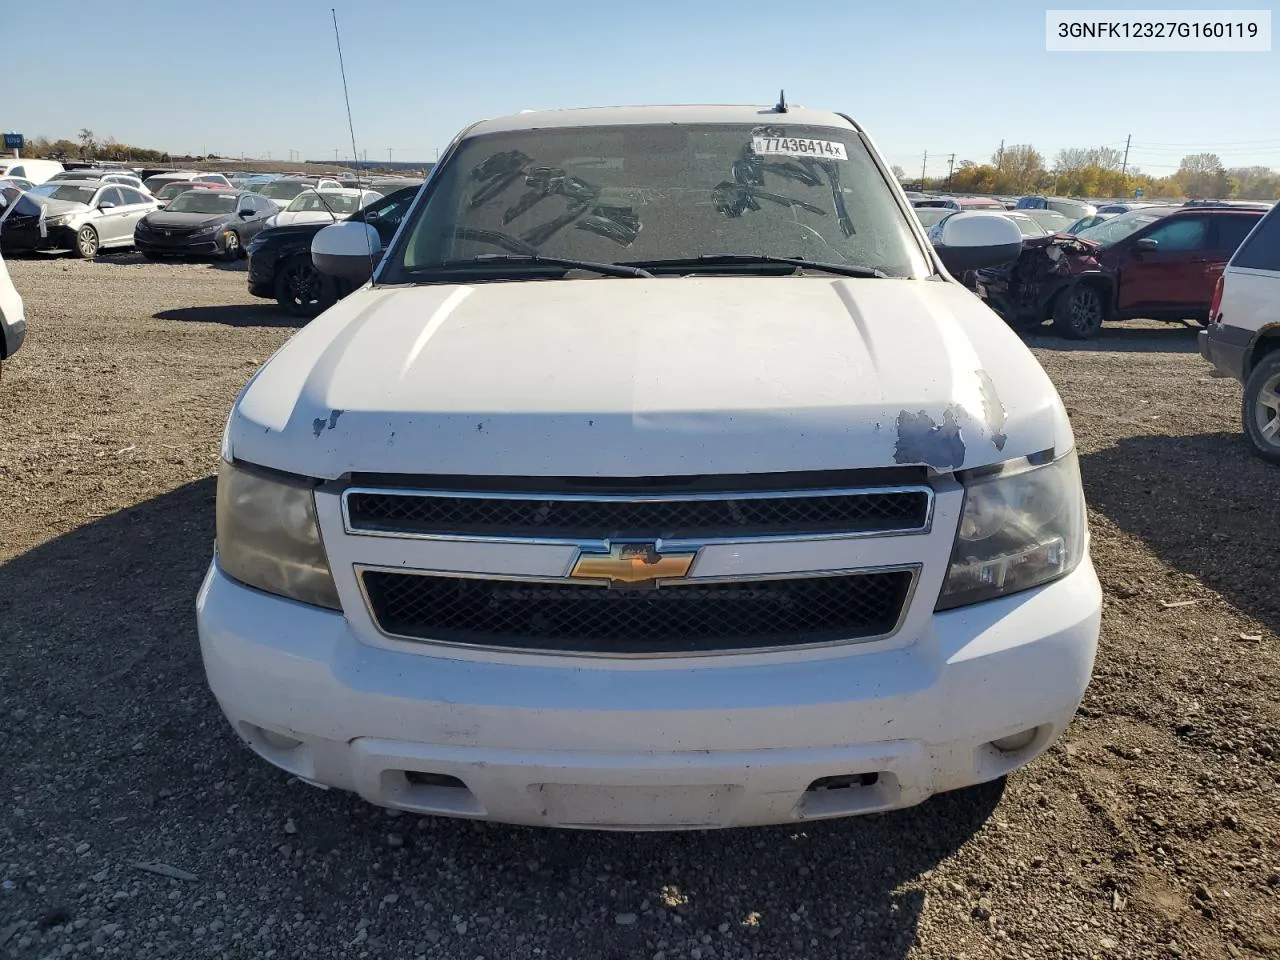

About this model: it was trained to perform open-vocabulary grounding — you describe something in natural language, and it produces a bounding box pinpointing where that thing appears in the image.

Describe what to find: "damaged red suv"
[974,203,1267,339]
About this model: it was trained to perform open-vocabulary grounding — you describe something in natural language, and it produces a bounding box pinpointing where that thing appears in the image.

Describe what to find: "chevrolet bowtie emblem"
[570,542,696,586]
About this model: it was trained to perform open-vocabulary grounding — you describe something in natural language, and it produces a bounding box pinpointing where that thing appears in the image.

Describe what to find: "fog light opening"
[806,772,880,792]
[990,728,1039,753]
[404,771,468,790]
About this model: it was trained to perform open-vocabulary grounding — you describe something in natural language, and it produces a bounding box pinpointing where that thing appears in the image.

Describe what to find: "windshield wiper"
[625,254,889,279]
[411,254,654,279]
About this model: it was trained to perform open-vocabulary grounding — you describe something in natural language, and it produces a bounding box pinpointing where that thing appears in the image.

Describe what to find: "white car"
[1199,203,1280,461]
[254,177,343,210]
[267,188,384,227]
[194,173,233,187]
[0,248,25,372]
[198,104,1101,831]
[0,158,65,184]
[0,180,159,257]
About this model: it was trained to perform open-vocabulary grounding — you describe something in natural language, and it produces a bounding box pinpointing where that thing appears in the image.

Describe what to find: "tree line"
[19,129,170,164]
[892,144,1278,201]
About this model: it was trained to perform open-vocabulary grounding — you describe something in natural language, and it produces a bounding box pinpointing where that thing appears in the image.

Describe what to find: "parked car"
[1064,213,1117,234]
[152,180,228,208]
[194,173,233,187]
[366,176,425,194]
[0,158,64,184]
[134,189,278,260]
[0,176,35,193]
[914,196,1005,212]
[266,188,384,228]
[1016,209,1076,234]
[142,171,203,195]
[912,207,951,229]
[1015,196,1097,220]
[255,177,342,209]
[0,249,25,374]
[201,102,1100,830]
[1198,204,1280,462]
[975,204,1266,338]
[1096,202,1158,214]
[0,180,159,258]
[247,186,419,315]
[47,168,149,192]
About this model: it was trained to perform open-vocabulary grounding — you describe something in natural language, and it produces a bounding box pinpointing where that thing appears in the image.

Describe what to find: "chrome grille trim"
[340,484,935,546]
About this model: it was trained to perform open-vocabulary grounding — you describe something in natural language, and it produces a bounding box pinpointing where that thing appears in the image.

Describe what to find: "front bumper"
[0,220,74,253]
[135,232,223,256]
[246,248,278,298]
[1199,322,1251,382]
[197,560,1101,829]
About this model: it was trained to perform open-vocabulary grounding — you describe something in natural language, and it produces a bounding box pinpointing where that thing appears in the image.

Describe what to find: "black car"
[134,189,278,260]
[247,186,418,316]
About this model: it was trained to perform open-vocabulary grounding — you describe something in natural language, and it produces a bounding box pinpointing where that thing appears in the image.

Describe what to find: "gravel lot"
[1,252,1277,960]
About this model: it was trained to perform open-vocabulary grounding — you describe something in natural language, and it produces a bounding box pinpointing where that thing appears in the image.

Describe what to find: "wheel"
[275,255,335,317]
[1242,352,1280,465]
[1052,283,1105,340]
[222,230,242,261]
[72,225,100,259]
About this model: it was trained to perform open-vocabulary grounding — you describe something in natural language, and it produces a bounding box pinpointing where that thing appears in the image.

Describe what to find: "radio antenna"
[331,7,378,286]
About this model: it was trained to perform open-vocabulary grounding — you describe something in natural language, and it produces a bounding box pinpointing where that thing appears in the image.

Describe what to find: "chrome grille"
[360,568,916,655]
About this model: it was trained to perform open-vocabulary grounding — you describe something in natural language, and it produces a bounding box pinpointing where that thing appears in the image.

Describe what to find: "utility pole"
[334,148,339,162]
[920,150,927,191]
[946,153,955,191]
[1120,133,1131,178]
[997,139,1004,166]
[388,147,393,167]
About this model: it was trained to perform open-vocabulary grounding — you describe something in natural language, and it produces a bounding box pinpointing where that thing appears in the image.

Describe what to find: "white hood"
[228,277,1074,479]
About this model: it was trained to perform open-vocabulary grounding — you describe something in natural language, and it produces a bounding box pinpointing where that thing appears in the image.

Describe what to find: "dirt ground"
[0,253,1276,960]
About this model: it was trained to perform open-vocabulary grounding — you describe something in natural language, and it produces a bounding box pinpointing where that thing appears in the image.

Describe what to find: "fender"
[1245,321,1280,378]
[1050,271,1117,320]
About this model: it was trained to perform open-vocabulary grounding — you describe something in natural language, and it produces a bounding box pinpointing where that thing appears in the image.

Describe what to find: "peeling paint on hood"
[228,276,1075,479]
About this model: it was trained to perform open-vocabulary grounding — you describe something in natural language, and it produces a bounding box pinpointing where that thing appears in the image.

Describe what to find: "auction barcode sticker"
[752,137,848,160]
[1046,9,1271,51]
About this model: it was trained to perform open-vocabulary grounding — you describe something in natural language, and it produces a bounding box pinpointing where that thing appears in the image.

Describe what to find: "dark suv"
[976,203,1268,338]
[246,186,419,316]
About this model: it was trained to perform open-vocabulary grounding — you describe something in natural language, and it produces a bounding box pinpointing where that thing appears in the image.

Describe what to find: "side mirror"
[1133,237,1159,253]
[98,201,116,210]
[237,208,254,218]
[932,212,1024,273]
[312,220,382,281]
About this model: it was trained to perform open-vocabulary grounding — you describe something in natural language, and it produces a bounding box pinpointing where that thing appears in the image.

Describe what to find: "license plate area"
[530,783,741,829]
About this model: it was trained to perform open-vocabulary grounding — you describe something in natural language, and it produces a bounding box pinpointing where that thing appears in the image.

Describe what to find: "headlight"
[45,213,75,227]
[215,460,341,610]
[264,214,278,228]
[936,449,1086,610]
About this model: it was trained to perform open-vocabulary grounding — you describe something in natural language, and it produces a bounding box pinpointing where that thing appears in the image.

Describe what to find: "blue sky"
[6,0,1278,176]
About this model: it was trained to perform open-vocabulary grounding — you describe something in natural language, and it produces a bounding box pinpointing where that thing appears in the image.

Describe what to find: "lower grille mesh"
[361,569,914,654]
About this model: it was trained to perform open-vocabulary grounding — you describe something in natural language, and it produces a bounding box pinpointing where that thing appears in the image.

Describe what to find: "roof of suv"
[466,104,856,137]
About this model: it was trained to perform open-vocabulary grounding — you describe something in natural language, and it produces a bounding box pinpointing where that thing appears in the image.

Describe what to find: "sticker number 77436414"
[751,137,848,160]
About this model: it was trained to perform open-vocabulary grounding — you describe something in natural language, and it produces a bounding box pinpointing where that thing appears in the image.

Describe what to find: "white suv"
[198,104,1101,830]
[1200,203,1280,462]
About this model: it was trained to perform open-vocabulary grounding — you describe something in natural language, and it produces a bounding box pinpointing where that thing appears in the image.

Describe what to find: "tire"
[1051,283,1106,340]
[275,255,335,318]
[72,225,100,259]
[141,251,162,261]
[222,230,242,261]
[1242,352,1280,465]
